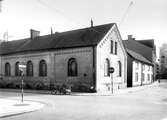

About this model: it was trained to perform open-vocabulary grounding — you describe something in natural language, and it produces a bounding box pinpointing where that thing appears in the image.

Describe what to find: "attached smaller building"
[123,38,154,87]
[125,49,153,87]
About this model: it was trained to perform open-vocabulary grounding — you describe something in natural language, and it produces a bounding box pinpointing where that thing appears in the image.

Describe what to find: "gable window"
[118,61,122,77]
[110,40,113,54]
[26,61,33,76]
[39,60,47,76]
[68,58,78,76]
[115,42,117,55]
[5,62,11,76]
[15,62,21,76]
[104,58,110,76]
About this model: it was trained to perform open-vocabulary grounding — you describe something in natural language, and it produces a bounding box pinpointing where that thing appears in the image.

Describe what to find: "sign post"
[108,67,114,94]
[19,63,26,103]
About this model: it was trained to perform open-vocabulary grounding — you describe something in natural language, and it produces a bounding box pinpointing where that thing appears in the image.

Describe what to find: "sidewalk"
[0,99,44,118]
[0,81,159,96]
[72,81,159,96]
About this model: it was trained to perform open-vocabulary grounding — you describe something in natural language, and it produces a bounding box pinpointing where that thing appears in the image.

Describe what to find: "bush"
[6,83,15,88]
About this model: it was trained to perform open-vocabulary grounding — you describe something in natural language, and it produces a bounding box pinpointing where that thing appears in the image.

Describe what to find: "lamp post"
[19,63,26,103]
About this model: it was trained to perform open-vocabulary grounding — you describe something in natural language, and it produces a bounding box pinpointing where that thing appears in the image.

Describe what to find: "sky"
[0,0,166,56]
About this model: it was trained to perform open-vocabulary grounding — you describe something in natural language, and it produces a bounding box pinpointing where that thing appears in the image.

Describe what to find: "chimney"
[128,35,133,40]
[128,35,135,40]
[30,29,40,39]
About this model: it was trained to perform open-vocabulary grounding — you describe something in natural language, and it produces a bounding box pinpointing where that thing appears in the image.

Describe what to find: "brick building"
[0,23,127,93]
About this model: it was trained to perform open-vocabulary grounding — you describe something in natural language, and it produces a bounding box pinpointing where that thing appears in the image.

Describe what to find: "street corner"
[0,98,45,118]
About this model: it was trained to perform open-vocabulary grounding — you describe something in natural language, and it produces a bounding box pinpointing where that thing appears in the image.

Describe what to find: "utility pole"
[119,1,134,26]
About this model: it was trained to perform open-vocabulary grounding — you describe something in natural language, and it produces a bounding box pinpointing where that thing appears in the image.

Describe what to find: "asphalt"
[0,81,160,118]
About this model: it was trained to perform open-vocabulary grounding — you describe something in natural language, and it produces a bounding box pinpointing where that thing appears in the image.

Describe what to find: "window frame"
[26,61,33,76]
[5,62,11,76]
[104,58,110,77]
[15,62,21,76]
[39,60,47,76]
[68,58,78,77]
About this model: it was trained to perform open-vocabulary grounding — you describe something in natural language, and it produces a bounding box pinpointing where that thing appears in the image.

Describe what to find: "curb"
[0,99,44,118]
[0,82,159,96]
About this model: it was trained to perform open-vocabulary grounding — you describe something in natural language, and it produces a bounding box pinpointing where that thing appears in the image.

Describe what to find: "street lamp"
[18,63,26,103]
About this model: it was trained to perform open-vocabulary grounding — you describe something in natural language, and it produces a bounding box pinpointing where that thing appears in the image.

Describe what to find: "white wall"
[132,60,153,86]
[96,24,127,92]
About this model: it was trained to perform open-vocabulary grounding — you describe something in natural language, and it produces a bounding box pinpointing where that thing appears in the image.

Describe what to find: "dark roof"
[0,23,115,55]
[137,39,154,48]
[122,39,153,62]
[126,49,152,65]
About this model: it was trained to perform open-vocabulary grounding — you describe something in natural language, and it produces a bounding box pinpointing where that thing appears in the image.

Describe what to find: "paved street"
[0,80,167,120]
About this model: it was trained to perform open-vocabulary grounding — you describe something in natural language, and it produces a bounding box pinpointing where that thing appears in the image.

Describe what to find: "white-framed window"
[142,64,145,71]
[142,73,145,81]
[118,61,122,77]
[148,74,150,81]
[135,72,138,82]
[136,61,139,70]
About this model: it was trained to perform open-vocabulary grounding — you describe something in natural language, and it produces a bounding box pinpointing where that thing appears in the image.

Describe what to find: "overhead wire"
[36,0,82,28]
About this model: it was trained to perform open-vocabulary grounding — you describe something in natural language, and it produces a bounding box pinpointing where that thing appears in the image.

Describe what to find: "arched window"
[118,61,122,77]
[5,62,11,76]
[26,61,33,76]
[104,58,110,76]
[39,60,47,76]
[68,58,78,76]
[15,62,21,76]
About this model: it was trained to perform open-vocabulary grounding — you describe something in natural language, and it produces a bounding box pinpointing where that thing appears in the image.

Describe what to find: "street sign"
[18,64,26,69]
[19,63,26,76]
[108,67,114,74]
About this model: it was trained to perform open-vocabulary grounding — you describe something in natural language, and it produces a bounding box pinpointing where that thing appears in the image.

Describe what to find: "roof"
[122,39,153,62]
[0,23,115,55]
[126,49,152,65]
[137,39,154,48]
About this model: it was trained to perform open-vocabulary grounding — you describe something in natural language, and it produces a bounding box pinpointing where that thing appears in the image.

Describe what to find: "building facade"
[123,35,154,87]
[0,23,127,93]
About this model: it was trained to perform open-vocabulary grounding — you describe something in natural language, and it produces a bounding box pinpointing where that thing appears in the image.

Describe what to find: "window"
[68,58,78,76]
[118,61,122,77]
[39,60,47,76]
[15,62,21,76]
[5,62,11,76]
[142,64,145,71]
[135,72,138,82]
[136,61,139,70]
[142,73,145,81]
[26,61,33,76]
[115,42,117,55]
[148,74,150,81]
[104,58,110,76]
[110,40,113,54]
